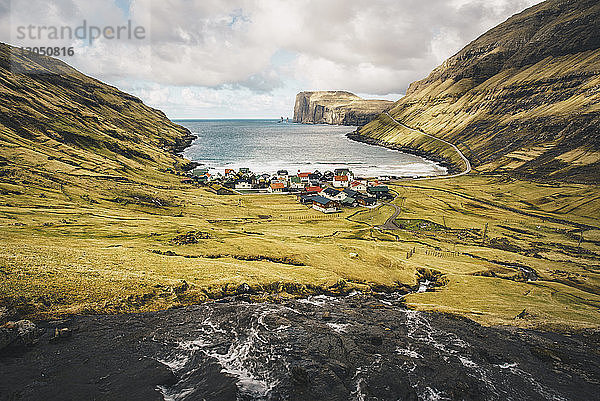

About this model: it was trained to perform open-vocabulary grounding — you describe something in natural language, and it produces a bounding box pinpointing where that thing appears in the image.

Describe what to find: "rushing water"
[176,119,446,177]
[2,292,597,400]
[152,293,587,401]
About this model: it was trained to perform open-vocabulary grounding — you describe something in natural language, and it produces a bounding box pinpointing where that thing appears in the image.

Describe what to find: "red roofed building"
[304,186,322,193]
[333,175,349,188]
[269,182,285,193]
[298,172,311,183]
[350,181,367,192]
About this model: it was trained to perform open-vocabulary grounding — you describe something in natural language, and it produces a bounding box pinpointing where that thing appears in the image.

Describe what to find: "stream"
[1,292,598,400]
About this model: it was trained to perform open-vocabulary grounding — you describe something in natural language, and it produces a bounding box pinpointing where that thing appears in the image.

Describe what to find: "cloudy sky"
[1,0,543,119]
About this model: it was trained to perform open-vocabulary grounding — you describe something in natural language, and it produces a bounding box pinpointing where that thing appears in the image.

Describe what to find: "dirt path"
[377,202,402,230]
[384,112,472,179]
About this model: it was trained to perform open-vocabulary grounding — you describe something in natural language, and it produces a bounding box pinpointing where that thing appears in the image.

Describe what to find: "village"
[182,166,394,213]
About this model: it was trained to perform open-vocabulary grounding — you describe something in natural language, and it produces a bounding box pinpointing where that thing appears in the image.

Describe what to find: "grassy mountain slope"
[357,0,600,183]
[0,43,196,197]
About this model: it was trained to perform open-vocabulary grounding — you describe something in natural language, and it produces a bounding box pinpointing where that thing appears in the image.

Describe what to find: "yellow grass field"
[1,169,599,331]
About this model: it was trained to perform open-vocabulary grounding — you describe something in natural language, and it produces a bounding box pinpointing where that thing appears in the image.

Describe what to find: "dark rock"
[290,365,309,386]
[0,320,41,351]
[1,295,599,400]
[50,327,72,342]
[236,283,252,295]
[369,335,383,346]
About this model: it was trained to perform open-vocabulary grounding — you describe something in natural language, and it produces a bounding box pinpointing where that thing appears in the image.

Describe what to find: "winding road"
[377,202,402,230]
[384,112,472,179]
[373,113,472,230]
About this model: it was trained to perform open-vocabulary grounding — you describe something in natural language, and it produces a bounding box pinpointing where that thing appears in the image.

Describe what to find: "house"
[342,188,359,198]
[304,186,322,194]
[196,173,211,184]
[235,180,252,190]
[308,173,320,182]
[239,167,250,174]
[298,172,311,183]
[269,182,285,193]
[210,184,235,195]
[311,195,340,213]
[298,194,317,204]
[180,178,194,184]
[341,197,357,207]
[367,185,392,199]
[225,168,235,176]
[321,187,346,201]
[289,176,304,190]
[277,169,289,176]
[350,181,367,192]
[334,168,351,176]
[192,167,209,177]
[356,194,377,206]
[333,175,349,188]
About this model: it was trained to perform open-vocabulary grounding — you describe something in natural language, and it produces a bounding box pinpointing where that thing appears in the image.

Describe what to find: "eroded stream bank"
[1,293,599,401]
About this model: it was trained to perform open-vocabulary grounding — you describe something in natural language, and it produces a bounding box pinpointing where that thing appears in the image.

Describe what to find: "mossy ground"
[1,168,599,331]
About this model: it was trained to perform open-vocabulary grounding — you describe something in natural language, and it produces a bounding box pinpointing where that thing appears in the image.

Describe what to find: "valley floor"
[0,173,599,330]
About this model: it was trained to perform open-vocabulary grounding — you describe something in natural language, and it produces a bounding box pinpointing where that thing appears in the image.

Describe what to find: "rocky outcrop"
[0,320,41,351]
[356,0,600,183]
[293,91,393,126]
[1,296,599,399]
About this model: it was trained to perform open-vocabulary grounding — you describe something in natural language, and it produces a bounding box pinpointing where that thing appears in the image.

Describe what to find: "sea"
[176,119,446,178]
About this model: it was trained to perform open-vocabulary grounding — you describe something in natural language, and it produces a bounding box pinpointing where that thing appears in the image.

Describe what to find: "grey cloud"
[0,0,543,95]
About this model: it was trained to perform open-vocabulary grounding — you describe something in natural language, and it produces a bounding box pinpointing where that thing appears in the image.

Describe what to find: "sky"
[0,0,543,119]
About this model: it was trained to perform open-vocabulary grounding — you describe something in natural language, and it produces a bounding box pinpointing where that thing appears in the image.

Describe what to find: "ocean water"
[177,119,446,177]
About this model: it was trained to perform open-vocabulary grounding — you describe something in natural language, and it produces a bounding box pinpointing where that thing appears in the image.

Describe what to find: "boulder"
[0,320,41,351]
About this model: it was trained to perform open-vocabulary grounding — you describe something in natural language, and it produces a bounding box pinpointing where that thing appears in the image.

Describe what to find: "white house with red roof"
[269,182,285,193]
[298,172,311,184]
[333,175,349,188]
[350,181,367,192]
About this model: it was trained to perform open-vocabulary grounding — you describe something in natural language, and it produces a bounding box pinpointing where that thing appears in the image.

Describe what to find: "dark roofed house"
[341,197,357,207]
[342,188,358,198]
[298,194,317,204]
[321,187,345,200]
[367,185,392,199]
[311,195,340,213]
[356,194,377,206]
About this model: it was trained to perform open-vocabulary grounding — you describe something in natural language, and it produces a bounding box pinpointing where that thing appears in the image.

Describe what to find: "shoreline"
[175,120,449,179]
[346,129,461,176]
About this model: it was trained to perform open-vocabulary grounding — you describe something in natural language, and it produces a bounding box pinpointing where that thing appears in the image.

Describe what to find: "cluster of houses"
[183,167,393,213]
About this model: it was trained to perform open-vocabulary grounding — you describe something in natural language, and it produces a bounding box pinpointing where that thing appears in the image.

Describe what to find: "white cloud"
[0,0,544,117]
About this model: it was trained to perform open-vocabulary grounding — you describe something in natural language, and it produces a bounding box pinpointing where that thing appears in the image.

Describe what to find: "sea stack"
[293,91,393,126]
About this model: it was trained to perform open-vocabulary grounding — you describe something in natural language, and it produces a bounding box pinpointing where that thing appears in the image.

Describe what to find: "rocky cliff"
[0,42,196,193]
[293,91,393,126]
[356,0,600,183]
